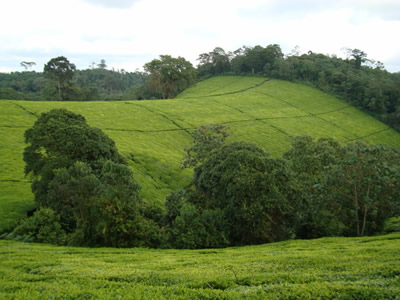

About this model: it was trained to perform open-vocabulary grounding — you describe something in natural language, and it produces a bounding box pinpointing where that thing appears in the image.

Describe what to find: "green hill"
[1,76,400,232]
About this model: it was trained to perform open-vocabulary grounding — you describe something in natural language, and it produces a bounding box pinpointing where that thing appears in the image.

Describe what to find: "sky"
[0,0,399,73]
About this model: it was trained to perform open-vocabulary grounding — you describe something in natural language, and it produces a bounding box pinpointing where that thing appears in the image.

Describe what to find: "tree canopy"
[144,55,197,99]
[20,108,158,247]
[44,56,76,100]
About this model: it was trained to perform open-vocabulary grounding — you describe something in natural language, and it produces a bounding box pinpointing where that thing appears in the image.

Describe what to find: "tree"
[97,59,107,69]
[197,47,231,76]
[20,61,36,71]
[283,136,345,238]
[167,142,296,248]
[144,55,197,99]
[21,109,158,247]
[344,48,368,69]
[23,108,125,205]
[323,141,400,236]
[182,124,231,168]
[44,56,76,100]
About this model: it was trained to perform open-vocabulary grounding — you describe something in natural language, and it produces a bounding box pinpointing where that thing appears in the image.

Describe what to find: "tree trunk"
[58,80,62,100]
[361,205,368,236]
[354,183,360,236]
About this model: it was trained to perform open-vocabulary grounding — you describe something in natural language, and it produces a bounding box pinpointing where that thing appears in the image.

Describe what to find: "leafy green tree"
[47,160,147,247]
[182,124,231,168]
[284,136,400,238]
[23,109,125,208]
[197,47,231,76]
[144,55,197,99]
[344,48,368,69]
[283,136,345,238]
[44,56,76,100]
[323,141,400,236]
[168,142,296,248]
[21,109,158,247]
[5,208,66,245]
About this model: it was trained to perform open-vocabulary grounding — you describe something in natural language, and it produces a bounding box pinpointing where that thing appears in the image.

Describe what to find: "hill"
[1,76,400,232]
[0,233,399,298]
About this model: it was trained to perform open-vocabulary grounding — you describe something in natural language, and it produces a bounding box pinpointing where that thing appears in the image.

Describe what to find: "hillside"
[0,233,399,298]
[1,76,400,232]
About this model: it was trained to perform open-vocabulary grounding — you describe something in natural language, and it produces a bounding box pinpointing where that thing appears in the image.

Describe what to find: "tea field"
[1,76,400,232]
[0,233,399,299]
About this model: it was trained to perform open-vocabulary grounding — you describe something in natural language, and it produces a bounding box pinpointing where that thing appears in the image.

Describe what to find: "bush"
[5,208,66,245]
[384,217,400,233]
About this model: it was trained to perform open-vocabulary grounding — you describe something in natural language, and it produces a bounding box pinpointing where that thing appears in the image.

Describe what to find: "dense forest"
[1,45,400,131]
[0,60,147,101]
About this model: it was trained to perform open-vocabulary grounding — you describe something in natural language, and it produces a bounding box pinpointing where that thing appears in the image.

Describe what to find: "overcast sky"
[1,0,399,73]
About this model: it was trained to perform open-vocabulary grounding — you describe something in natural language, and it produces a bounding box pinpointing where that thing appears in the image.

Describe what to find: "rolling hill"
[1,76,400,232]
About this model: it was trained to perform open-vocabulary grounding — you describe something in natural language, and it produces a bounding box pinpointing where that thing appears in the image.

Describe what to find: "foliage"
[0,63,146,101]
[182,124,231,168]
[4,208,65,245]
[167,142,296,248]
[283,136,346,238]
[20,108,159,247]
[144,55,197,99]
[197,47,232,77]
[323,142,400,236]
[384,216,400,233]
[43,56,76,100]
[283,136,400,238]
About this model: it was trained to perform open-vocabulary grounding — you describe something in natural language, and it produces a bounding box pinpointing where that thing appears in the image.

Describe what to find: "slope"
[0,233,399,298]
[1,76,400,232]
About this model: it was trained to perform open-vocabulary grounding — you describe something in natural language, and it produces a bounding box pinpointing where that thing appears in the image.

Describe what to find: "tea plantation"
[1,76,400,232]
[0,233,399,299]
[1,76,400,298]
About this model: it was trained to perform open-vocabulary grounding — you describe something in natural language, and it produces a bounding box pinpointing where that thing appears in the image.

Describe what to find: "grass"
[1,76,400,232]
[0,233,399,299]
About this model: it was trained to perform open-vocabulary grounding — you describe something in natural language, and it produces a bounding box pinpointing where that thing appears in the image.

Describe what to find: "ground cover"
[0,233,399,299]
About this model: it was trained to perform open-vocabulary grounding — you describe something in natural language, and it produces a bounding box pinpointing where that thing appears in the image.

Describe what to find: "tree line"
[3,110,400,248]
[1,44,400,130]
[0,57,147,101]
[196,45,400,131]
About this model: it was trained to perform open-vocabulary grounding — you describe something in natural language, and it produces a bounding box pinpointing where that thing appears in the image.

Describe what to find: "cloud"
[0,0,399,72]
[82,0,140,8]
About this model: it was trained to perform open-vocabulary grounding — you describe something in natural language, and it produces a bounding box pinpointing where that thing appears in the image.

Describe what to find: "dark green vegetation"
[0,233,399,299]
[144,55,197,99]
[6,109,159,247]
[164,138,400,248]
[0,60,146,101]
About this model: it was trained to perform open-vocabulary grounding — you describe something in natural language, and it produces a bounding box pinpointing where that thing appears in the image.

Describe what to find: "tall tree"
[144,55,197,99]
[182,124,231,168]
[44,56,76,100]
[20,61,36,71]
[22,109,158,247]
[324,142,400,236]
